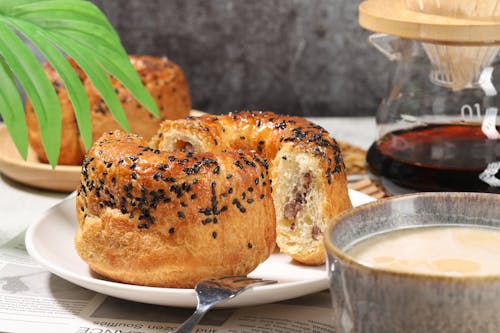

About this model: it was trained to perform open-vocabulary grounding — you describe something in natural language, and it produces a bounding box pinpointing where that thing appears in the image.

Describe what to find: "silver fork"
[173,275,277,333]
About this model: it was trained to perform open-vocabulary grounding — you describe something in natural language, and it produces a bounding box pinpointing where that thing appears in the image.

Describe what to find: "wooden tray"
[0,124,81,192]
[0,110,206,192]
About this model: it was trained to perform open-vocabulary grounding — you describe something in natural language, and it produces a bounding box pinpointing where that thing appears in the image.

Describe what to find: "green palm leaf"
[0,58,28,159]
[0,0,159,167]
[47,32,131,133]
[55,31,159,117]
[4,17,92,150]
[0,23,61,165]
[7,0,115,32]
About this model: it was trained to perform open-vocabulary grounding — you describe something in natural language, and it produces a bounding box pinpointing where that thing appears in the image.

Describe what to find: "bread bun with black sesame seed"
[75,130,276,288]
[26,55,191,166]
[150,111,352,265]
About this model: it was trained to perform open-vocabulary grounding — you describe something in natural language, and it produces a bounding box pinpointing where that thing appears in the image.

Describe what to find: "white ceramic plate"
[25,189,375,308]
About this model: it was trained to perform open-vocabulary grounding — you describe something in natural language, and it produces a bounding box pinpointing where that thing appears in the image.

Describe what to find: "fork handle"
[174,304,212,333]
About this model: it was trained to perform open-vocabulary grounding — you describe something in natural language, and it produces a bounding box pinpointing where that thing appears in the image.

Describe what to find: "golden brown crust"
[75,131,276,288]
[150,111,353,265]
[26,55,191,165]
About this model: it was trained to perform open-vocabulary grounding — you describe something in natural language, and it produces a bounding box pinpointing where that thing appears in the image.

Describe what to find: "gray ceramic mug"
[325,192,500,333]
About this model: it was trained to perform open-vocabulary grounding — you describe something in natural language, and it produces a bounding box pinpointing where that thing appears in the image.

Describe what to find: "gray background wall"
[92,0,393,117]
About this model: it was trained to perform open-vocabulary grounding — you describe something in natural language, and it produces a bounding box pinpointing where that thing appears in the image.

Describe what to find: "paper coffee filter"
[404,0,500,89]
[422,43,499,89]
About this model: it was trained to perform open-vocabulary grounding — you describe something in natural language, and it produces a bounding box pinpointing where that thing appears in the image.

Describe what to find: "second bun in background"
[26,55,191,166]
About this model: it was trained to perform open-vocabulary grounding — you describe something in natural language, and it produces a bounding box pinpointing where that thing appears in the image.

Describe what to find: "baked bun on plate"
[150,111,353,265]
[75,130,276,288]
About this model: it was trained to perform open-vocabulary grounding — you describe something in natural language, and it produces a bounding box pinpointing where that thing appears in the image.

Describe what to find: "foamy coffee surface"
[346,226,500,277]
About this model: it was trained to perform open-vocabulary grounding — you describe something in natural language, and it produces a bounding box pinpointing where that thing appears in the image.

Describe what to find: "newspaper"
[0,234,335,333]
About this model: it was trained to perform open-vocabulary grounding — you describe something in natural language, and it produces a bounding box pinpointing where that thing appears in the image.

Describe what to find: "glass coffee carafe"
[359,0,500,193]
[366,34,500,193]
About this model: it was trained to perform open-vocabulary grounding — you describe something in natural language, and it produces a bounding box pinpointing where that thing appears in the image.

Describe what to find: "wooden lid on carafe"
[359,0,500,45]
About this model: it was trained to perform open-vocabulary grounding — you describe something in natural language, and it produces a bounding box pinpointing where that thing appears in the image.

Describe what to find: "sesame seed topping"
[199,208,212,215]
